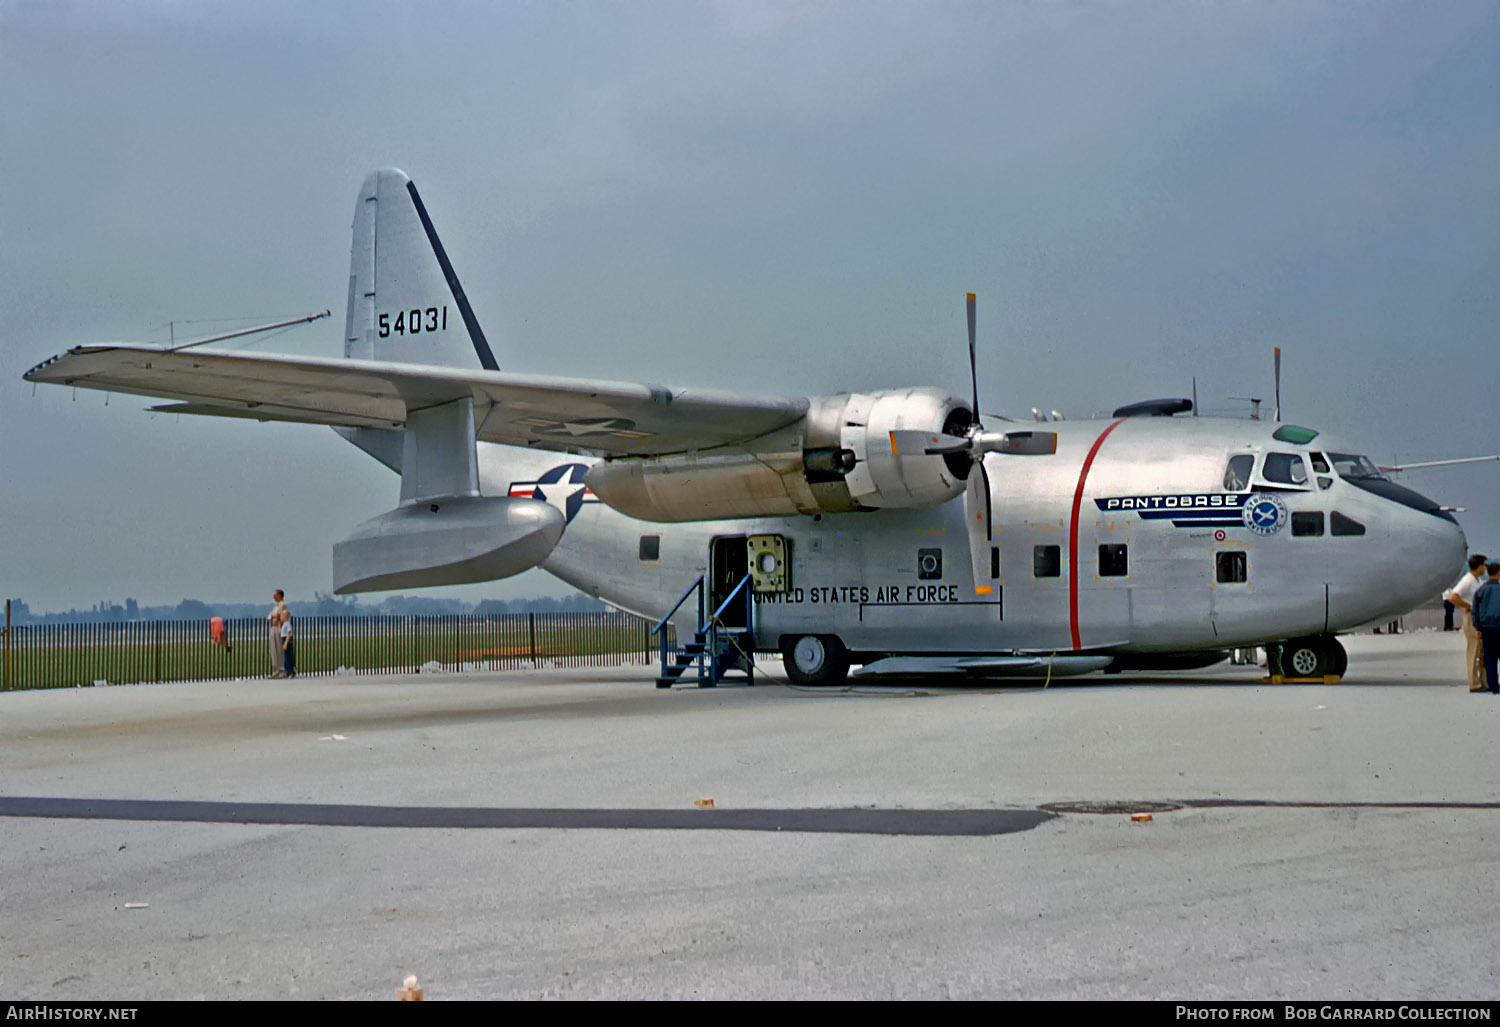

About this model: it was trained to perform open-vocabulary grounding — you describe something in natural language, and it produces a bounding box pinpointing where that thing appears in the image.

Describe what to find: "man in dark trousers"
[1471,562,1500,695]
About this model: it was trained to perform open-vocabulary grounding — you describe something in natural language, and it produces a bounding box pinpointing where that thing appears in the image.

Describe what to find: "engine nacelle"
[584,387,971,522]
[836,387,972,509]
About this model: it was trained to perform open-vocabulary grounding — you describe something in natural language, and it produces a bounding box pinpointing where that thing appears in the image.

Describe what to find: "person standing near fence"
[279,607,296,679]
[267,589,288,678]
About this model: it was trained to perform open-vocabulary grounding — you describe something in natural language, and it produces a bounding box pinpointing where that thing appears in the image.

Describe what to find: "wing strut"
[165,310,330,353]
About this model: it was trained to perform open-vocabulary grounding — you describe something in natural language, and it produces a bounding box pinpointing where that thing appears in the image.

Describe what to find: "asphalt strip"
[0,796,1054,836]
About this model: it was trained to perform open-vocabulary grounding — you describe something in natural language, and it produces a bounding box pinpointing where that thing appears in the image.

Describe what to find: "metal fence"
[1,610,663,691]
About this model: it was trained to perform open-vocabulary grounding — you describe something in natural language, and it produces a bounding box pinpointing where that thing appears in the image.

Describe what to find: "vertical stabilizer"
[344,168,498,370]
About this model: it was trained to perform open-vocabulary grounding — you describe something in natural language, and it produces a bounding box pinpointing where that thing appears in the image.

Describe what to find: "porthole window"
[1034,545,1061,578]
[639,535,660,560]
[1098,544,1128,577]
[1216,551,1247,583]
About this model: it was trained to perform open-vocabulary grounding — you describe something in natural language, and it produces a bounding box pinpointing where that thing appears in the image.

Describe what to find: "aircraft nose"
[1404,509,1468,607]
[1328,499,1464,630]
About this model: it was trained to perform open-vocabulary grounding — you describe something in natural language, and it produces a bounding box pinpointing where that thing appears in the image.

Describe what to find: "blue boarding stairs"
[651,574,756,688]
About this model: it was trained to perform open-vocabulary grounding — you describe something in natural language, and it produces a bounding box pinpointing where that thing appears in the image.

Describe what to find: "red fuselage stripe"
[1069,418,1128,651]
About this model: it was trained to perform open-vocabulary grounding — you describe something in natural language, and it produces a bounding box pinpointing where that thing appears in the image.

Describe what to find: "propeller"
[887,294,1059,596]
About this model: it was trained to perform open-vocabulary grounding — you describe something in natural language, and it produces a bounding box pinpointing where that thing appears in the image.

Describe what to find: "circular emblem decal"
[1241,493,1288,536]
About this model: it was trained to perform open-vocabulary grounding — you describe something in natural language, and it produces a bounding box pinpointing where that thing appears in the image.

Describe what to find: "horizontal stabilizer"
[333,496,565,594]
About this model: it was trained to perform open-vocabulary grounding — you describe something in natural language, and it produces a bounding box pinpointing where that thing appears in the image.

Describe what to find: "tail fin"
[344,168,498,370]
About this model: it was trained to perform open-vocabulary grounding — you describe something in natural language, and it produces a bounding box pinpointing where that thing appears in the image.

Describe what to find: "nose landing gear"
[1268,635,1348,680]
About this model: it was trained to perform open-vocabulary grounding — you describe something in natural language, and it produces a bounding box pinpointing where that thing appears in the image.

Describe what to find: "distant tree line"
[2,592,610,625]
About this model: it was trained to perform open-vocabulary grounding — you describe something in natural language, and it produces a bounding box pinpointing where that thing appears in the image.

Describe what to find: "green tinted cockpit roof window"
[1273,425,1320,445]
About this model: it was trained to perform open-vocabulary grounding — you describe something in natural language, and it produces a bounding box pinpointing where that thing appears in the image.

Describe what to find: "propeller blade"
[973,430,1058,456]
[964,461,996,595]
[1274,347,1282,422]
[888,429,969,457]
[967,292,978,425]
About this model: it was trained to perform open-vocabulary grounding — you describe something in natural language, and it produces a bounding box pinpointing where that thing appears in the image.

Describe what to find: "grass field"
[2,612,663,690]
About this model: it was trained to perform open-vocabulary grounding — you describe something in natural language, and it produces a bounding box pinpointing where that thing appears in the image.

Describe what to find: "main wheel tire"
[1330,637,1348,679]
[1281,636,1337,679]
[782,634,851,687]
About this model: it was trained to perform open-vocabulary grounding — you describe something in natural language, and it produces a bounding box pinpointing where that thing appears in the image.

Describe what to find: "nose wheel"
[1269,635,1347,680]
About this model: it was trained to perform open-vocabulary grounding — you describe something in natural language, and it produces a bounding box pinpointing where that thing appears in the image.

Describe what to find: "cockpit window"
[1329,453,1387,482]
[1309,452,1330,474]
[1262,452,1308,487]
[1223,454,1254,492]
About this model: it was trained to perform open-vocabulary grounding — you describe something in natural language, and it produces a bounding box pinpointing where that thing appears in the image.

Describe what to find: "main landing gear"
[1268,635,1348,680]
[781,634,851,687]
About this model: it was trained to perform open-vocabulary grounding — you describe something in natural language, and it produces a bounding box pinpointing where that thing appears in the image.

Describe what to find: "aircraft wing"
[23,344,809,456]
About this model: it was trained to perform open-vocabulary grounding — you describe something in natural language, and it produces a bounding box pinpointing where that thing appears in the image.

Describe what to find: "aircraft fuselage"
[493,414,1464,660]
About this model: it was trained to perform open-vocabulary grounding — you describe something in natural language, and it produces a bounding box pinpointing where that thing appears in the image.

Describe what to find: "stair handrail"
[700,572,753,635]
[653,574,705,638]
[701,573,756,686]
[653,575,705,679]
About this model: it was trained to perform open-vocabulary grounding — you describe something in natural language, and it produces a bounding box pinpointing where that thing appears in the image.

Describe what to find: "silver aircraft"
[24,169,1468,686]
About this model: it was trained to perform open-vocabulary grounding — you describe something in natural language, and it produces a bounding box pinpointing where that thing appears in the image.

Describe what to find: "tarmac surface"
[1,632,1496,1001]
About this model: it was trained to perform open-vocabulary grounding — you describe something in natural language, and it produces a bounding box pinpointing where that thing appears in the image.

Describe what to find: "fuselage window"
[1223,454,1254,491]
[1098,544,1128,577]
[1262,452,1309,487]
[1292,512,1325,537]
[1331,512,1366,536]
[1034,545,1061,578]
[1216,551,1247,584]
[639,535,661,560]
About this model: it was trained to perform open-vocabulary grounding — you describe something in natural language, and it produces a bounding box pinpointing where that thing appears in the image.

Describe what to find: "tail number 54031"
[379,306,448,337]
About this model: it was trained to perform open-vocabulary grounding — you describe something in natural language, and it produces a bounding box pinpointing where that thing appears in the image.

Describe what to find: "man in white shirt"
[267,589,288,678]
[1450,555,1488,692]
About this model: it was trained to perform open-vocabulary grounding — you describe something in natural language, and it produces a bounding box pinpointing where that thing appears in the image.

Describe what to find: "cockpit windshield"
[1329,453,1387,481]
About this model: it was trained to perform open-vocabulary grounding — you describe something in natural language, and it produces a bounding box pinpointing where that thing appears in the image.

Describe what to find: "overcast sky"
[2,0,1496,612]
